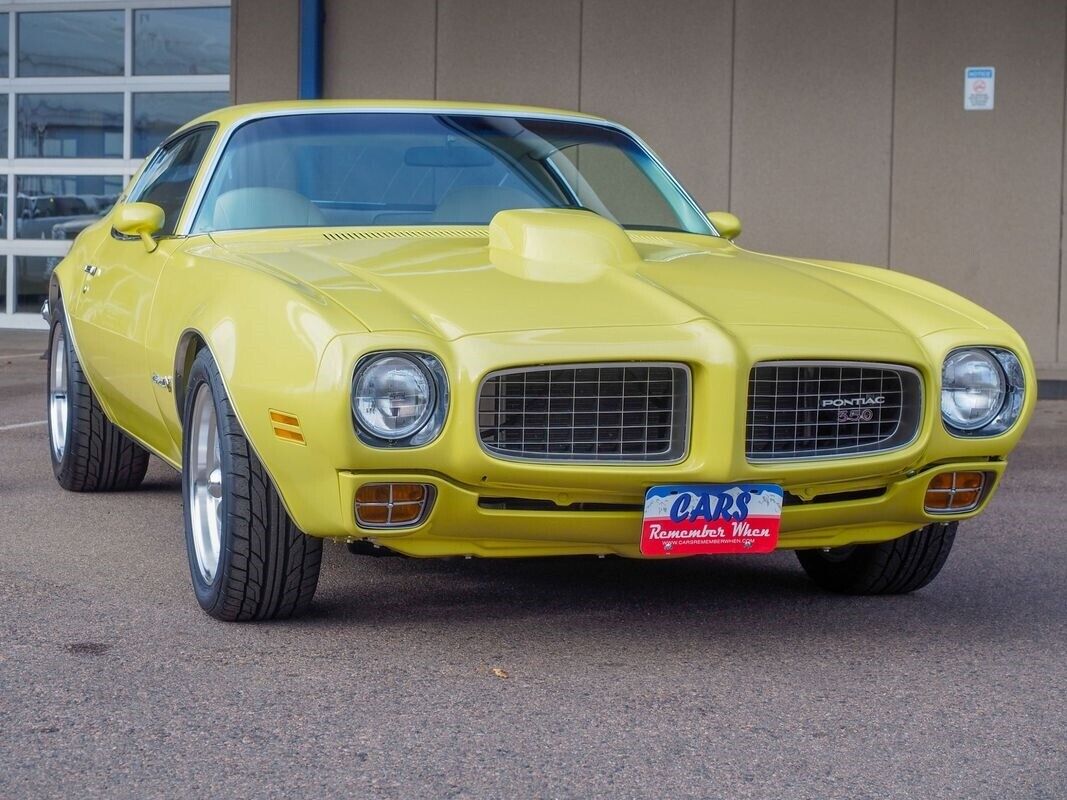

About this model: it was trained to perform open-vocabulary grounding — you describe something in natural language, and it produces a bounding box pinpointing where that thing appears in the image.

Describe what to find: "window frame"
[125,121,218,238]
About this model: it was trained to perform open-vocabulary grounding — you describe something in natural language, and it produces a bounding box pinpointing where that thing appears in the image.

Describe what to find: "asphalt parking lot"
[1,329,1065,799]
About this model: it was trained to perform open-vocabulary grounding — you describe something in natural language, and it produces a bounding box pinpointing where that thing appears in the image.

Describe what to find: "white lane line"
[0,353,44,360]
[0,420,46,431]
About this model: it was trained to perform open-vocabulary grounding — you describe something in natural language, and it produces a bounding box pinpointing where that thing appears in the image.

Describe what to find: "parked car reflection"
[16,191,119,239]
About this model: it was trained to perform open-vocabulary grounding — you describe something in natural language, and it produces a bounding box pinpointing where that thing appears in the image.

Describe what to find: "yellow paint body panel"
[50,101,1036,558]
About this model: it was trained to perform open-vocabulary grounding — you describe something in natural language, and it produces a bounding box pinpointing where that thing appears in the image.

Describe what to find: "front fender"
[146,237,367,484]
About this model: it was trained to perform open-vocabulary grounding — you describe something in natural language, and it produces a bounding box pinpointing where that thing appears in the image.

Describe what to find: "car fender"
[141,238,369,534]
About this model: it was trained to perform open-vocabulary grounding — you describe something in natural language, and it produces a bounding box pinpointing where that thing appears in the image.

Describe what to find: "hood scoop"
[488,208,641,283]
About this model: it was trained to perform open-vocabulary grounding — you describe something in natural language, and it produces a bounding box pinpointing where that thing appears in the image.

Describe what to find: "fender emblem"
[151,373,172,391]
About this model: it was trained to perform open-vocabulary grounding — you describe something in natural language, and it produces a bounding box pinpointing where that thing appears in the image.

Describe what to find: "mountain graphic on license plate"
[640,484,784,556]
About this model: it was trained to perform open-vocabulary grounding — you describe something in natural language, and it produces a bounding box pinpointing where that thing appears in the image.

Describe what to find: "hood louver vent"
[627,232,680,247]
[322,228,486,241]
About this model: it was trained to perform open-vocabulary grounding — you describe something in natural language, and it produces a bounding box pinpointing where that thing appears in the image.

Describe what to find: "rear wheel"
[46,298,150,492]
[182,347,321,621]
[796,522,958,595]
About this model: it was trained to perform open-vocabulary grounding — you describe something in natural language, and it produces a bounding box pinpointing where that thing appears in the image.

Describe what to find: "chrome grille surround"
[746,360,923,461]
[477,362,690,463]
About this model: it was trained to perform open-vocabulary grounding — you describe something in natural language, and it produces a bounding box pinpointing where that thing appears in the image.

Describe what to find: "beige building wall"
[437,0,582,109]
[731,0,895,268]
[323,0,436,98]
[232,0,299,102]
[232,0,1067,373]
[890,0,1067,368]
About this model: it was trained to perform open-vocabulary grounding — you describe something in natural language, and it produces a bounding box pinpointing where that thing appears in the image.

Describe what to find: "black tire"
[181,347,321,621]
[796,522,957,595]
[47,298,150,492]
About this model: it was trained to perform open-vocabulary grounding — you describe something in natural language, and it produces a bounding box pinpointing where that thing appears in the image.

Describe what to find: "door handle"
[83,264,99,276]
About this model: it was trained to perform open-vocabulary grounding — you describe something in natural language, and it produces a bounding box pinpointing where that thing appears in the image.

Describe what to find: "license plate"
[640,483,784,556]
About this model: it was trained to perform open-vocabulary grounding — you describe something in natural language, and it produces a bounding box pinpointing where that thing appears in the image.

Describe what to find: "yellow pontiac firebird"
[43,100,1035,620]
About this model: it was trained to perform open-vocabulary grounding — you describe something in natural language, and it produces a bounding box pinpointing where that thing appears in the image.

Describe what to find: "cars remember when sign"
[641,484,785,556]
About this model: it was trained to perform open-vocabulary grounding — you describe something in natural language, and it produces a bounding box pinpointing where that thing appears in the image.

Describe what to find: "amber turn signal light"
[355,483,433,528]
[925,471,986,513]
[269,409,305,445]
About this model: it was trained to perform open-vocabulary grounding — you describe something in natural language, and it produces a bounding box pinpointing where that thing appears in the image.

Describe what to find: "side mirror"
[113,202,165,252]
[706,211,741,241]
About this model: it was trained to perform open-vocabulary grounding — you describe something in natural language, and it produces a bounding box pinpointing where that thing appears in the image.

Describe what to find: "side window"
[128,125,216,235]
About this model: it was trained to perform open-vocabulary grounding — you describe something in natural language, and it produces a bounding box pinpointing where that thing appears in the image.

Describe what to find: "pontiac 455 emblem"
[821,395,885,423]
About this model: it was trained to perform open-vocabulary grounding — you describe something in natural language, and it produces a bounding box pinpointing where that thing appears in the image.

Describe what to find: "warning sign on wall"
[964,67,995,111]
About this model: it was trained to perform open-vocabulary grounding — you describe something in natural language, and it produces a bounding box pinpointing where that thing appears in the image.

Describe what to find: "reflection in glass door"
[0,1,231,329]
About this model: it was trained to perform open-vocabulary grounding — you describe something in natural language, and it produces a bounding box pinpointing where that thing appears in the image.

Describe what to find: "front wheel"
[182,348,322,621]
[796,522,958,595]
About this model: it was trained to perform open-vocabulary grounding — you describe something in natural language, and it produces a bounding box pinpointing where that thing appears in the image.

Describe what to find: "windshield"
[190,112,713,235]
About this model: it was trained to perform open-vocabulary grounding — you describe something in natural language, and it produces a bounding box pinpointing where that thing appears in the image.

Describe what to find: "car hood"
[209,215,999,342]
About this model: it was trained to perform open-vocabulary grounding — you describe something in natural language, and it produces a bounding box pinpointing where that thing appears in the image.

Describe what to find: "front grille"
[746,361,923,461]
[478,363,689,462]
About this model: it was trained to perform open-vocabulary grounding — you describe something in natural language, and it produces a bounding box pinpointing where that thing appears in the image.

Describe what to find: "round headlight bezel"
[941,347,1025,437]
[351,352,448,446]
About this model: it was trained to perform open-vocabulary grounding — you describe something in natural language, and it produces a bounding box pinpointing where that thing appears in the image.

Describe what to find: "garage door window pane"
[134,7,230,76]
[15,256,55,314]
[18,11,124,77]
[133,92,229,157]
[0,176,7,238]
[17,94,124,158]
[16,175,123,241]
[0,96,7,159]
[0,15,9,79]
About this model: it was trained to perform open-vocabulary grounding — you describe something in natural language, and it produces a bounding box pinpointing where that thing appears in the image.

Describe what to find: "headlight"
[352,352,448,445]
[941,348,1024,436]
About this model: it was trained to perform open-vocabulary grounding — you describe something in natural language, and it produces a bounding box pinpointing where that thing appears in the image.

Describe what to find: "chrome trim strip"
[178,106,715,238]
[745,359,925,464]
[476,360,692,466]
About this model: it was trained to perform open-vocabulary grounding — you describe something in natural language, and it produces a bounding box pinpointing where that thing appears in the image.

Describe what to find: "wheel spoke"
[187,384,223,584]
[48,328,69,460]
[207,468,222,499]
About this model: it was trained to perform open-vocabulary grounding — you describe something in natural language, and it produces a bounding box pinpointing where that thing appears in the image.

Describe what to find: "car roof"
[179,99,611,136]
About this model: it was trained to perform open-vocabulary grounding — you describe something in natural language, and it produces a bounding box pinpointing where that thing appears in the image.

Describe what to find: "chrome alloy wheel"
[188,383,224,583]
[48,327,68,460]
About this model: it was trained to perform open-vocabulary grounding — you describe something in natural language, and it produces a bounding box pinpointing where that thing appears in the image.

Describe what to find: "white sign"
[964,67,995,111]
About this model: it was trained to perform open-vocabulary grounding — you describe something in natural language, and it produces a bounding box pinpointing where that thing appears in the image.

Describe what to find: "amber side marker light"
[355,483,435,528]
[925,471,986,513]
[269,410,305,445]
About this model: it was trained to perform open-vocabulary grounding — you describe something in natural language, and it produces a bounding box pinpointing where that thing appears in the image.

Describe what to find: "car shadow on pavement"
[300,547,943,633]
[114,462,1019,641]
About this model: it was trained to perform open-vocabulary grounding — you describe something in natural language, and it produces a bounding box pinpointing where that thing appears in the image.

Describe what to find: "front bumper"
[334,458,1006,557]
